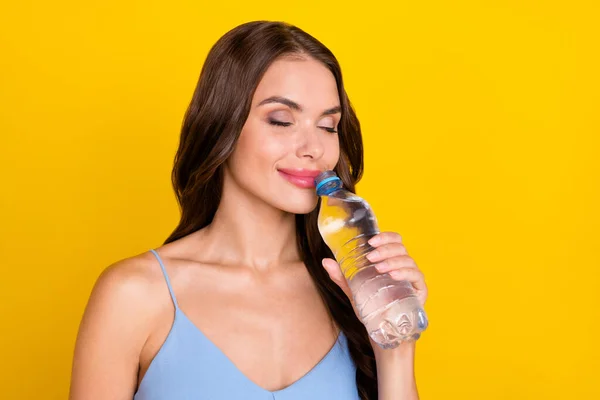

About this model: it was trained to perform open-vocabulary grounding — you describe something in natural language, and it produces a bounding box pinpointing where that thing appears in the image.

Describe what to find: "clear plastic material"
[315,171,428,349]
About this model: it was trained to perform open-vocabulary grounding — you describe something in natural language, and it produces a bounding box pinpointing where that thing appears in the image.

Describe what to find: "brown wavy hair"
[164,20,377,399]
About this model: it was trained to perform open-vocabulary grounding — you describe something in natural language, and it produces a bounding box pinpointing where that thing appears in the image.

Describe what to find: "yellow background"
[1,1,598,399]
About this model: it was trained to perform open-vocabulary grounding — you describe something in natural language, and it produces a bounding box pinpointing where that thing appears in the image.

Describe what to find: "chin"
[278,194,319,215]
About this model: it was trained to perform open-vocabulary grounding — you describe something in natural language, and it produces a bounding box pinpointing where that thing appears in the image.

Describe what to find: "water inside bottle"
[316,173,428,349]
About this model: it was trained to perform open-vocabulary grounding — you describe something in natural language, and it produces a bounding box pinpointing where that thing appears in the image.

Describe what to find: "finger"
[322,258,351,297]
[387,268,427,292]
[366,242,408,262]
[374,255,418,273]
[368,231,403,247]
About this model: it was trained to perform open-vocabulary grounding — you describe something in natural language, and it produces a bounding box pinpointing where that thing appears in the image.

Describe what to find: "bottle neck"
[315,170,344,196]
[317,180,343,196]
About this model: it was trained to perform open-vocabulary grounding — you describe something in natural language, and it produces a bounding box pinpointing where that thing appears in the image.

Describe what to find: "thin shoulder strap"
[149,249,180,309]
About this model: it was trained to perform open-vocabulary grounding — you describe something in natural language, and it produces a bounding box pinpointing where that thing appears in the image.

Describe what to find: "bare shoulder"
[88,252,158,306]
[91,232,204,305]
[94,250,164,299]
[80,250,170,340]
[70,250,171,398]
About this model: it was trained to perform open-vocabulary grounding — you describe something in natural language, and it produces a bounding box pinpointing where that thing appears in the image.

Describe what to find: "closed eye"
[319,126,338,133]
[268,119,292,127]
[269,119,337,133]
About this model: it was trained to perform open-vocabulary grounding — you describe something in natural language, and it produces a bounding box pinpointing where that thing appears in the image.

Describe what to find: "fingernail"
[368,236,380,246]
[374,261,388,272]
[366,250,380,262]
[389,270,403,279]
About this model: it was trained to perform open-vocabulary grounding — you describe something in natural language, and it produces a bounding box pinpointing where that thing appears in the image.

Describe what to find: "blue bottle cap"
[315,170,343,196]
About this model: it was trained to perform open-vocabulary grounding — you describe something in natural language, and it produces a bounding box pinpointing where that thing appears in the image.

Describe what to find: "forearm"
[374,341,419,400]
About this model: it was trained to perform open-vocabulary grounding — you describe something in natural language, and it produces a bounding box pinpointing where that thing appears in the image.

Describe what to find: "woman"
[70,20,428,400]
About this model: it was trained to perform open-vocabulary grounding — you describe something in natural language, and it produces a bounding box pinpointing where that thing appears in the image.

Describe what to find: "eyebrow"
[258,96,341,116]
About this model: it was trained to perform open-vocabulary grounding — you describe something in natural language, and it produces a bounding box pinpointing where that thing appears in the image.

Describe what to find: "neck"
[197,176,300,270]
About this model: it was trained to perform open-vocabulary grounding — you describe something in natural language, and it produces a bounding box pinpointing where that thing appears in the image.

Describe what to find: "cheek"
[326,136,341,169]
[232,120,289,173]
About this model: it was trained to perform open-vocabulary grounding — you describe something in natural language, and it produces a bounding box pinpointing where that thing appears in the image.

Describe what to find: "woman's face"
[225,56,341,214]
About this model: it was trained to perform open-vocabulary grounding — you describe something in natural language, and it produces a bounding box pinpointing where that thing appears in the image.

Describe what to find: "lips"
[277,168,322,189]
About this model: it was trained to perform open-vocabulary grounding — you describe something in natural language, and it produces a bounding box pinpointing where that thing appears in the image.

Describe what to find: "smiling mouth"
[277,168,322,189]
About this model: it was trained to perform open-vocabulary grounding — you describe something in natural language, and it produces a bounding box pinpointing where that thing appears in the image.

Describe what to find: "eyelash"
[268,119,292,127]
[268,119,338,134]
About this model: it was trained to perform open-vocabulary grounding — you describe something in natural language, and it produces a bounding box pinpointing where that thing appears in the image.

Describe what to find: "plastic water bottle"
[314,170,428,349]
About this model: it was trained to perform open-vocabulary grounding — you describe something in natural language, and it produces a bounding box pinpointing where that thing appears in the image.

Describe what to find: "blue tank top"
[133,249,360,400]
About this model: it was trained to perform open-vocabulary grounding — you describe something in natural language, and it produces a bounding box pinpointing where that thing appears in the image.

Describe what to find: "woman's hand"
[321,231,428,321]
[322,231,425,398]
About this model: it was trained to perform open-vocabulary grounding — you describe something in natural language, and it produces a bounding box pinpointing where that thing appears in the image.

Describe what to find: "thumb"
[322,258,351,298]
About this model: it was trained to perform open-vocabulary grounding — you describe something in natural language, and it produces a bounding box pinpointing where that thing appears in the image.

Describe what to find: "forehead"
[252,57,340,110]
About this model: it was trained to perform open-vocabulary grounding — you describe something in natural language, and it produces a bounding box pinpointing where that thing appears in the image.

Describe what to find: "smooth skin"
[69,55,427,400]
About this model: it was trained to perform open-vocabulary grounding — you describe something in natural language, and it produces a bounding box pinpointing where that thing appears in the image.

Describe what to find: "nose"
[296,127,325,160]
